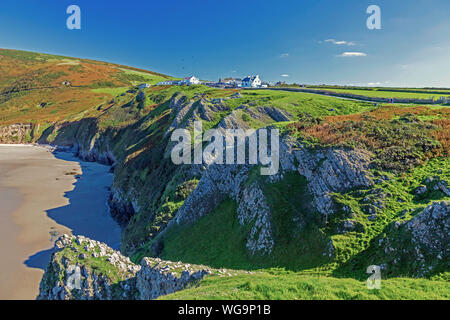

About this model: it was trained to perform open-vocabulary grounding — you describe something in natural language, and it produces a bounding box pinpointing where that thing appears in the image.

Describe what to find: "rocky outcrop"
[173,164,250,224]
[257,106,292,122]
[199,130,373,221]
[38,235,217,300]
[76,144,116,166]
[108,189,137,227]
[378,201,449,277]
[217,105,293,130]
[169,131,374,255]
[414,176,450,198]
[404,201,449,259]
[164,93,192,137]
[137,258,212,300]
[198,99,229,122]
[291,143,374,217]
[0,123,33,143]
[236,182,274,254]
[171,163,276,255]
[38,235,140,300]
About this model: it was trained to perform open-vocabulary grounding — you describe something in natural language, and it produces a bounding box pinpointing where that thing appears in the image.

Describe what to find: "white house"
[180,76,200,85]
[241,75,261,88]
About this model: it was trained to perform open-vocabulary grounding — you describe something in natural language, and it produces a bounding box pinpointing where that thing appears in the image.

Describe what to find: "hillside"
[0,50,448,300]
[0,49,172,125]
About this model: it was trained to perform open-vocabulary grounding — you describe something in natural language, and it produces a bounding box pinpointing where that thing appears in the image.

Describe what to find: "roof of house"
[242,75,259,82]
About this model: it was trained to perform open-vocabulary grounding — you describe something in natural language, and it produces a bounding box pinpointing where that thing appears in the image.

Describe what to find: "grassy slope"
[291,85,450,100]
[232,90,376,118]
[1,50,449,299]
[97,85,448,300]
[153,162,449,299]
[160,273,450,300]
[0,49,172,125]
[304,87,450,100]
[135,172,330,272]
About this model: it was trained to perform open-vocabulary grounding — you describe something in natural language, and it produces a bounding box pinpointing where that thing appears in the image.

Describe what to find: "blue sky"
[1,0,449,87]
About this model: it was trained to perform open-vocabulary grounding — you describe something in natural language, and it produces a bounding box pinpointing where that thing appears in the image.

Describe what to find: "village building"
[180,76,200,85]
[241,75,261,88]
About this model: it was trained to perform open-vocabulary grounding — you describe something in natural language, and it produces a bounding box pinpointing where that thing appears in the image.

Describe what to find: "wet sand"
[0,145,121,300]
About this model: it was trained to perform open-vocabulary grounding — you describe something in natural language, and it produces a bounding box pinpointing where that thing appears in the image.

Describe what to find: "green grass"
[160,272,450,300]
[150,172,331,273]
[117,68,171,85]
[236,90,377,118]
[156,199,254,269]
[330,157,449,279]
[2,51,447,300]
[305,87,450,100]
[91,87,130,96]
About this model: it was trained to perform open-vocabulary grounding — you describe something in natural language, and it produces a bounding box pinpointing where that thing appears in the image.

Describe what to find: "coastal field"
[0,50,448,300]
[160,273,450,300]
[275,85,450,101]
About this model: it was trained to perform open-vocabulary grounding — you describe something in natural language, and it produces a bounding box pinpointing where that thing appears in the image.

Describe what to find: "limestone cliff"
[38,235,224,300]
[0,123,33,143]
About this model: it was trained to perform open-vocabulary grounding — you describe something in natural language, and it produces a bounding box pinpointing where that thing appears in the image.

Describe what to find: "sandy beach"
[0,145,121,300]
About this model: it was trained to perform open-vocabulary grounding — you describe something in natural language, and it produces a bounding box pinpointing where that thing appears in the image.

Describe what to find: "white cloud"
[281,74,289,77]
[367,82,381,86]
[280,53,289,58]
[325,39,356,46]
[338,52,367,57]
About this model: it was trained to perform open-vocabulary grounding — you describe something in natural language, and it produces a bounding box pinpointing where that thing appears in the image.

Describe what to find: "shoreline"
[0,145,121,299]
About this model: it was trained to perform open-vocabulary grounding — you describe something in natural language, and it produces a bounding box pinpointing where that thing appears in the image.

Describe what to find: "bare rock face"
[108,189,137,227]
[173,164,250,224]
[164,93,192,137]
[217,105,293,130]
[405,201,449,259]
[0,123,33,143]
[293,145,374,217]
[164,94,230,136]
[38,235,140,300]
[158,94,374,255]
[172,163,275,255]
[236,182,274,254]
[38,235,218,300]
[136,258,212,300]
[170,135,374,255]
[257,106,292,122]
[378,201,449,277]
